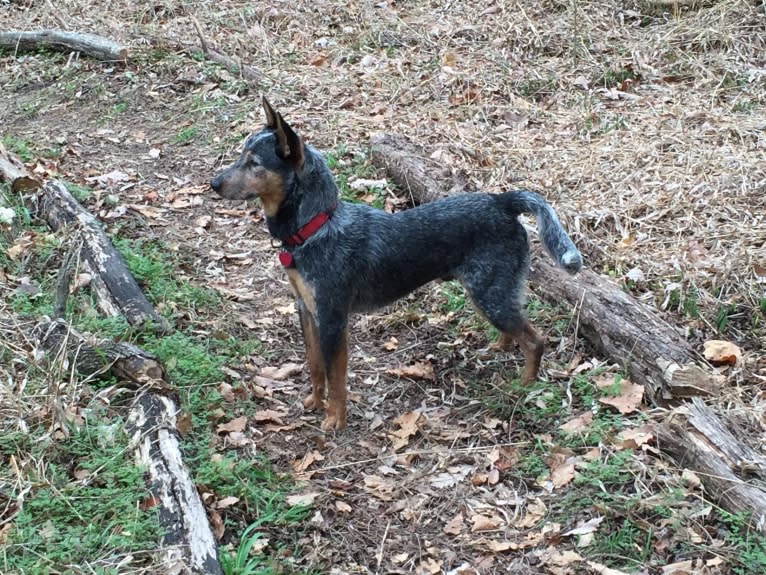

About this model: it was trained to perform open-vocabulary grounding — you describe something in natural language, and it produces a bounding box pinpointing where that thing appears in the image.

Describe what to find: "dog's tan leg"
[300,309,326,411]
[511,320,544,385]
[488,332,514,352]
[321,326,348,430]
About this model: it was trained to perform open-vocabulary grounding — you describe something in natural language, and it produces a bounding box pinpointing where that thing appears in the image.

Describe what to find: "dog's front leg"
[297,300,326,411]
[317,318,349,431]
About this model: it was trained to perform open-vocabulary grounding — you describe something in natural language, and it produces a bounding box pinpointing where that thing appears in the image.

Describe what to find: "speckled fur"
[211,98,582,430]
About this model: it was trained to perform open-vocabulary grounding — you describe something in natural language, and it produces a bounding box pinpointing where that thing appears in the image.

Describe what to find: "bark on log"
[127,393,223,575]
[369,132,719,404]
[35,319,223,572]
[38,180,168,331]
[369,132,766,528]
[657,398,766,532]
[0,30,128,62]
[0,150,164,329]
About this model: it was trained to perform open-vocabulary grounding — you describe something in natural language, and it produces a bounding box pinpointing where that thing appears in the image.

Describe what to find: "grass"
[1,203,311,573]
[721,511,766,575]
[325,146,386,209]
[2,422,163,573]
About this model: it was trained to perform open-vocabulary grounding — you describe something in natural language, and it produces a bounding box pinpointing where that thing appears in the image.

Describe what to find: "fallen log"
[369,132,718,404]
[36,319,223,573]
[4,148,225,565]
[36,180,168,330]
[657,398,766,531]
[369,132,766,531]
[0,30,128,62]
[0,151,167,330]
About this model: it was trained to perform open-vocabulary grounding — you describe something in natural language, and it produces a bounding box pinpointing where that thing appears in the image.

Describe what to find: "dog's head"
[210,97,304,217]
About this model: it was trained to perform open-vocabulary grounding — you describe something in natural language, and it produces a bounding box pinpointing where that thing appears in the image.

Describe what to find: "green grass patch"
[2,422,163,574]
[173,126,200,145]
[325,146,386,209]
[1,135,35,162]
[114,236,221,320]
[721,511,766,575]
[64,181,93,203]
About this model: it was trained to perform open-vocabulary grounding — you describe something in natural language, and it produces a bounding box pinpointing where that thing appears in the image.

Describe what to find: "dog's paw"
[320,412,346,431]
[303,393,322,410]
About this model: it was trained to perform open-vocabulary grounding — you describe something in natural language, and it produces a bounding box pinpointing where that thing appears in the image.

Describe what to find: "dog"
[211,97,582,430]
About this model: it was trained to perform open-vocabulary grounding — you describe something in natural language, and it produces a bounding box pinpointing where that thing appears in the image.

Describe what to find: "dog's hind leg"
[298,303,326,411]
[461,275,544,385]
[502,320,544,385]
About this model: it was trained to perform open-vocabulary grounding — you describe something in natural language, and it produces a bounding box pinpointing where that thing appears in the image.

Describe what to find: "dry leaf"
[703,339,742,367]
[293,450,325,473]
[681,469,701,489]
[418,557,442,575]
[285,492,319,507]
[616,424,654,450]
[596,377,644,414]
[260,362,303,380]
[443,512,464,535]
[550,461,576,489]
[253,409,287,425]
[209,508,225,541]
[486,540,514,552]
[564,516,604,537]
[217,496,240,509]
[387,361,435,381]
[217,415,247,434]
[559,411,593,433]
[382,336,399,351]
[335,500,352,513]
[515,499,547,528]
[275,302,296,315]
[389,410,423,449]
[470,514,503,532]
[219,382,236,403]
[309,53,327,66]
[431,465,473,489]
[586,561,632,575]
[176,411,193,437]
[547,549,583,566]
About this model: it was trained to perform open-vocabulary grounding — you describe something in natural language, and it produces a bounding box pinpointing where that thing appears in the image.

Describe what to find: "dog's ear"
[262,96,279,130]
[262,97,304,169]
[274,112,304,170]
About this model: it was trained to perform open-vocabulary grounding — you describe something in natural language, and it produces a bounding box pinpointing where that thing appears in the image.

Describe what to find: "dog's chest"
[286,268,317,315]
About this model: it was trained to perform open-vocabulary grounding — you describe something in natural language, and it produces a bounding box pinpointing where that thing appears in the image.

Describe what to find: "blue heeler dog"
[211,98,582,430]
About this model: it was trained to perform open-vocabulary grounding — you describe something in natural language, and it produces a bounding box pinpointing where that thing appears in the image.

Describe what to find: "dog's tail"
[499,190,583,274]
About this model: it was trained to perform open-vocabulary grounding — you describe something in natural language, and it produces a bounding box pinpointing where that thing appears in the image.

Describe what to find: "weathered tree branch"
[39,180,168,331]
[36,319,223,572]
[0,30,128,62]
[657,399,766,531]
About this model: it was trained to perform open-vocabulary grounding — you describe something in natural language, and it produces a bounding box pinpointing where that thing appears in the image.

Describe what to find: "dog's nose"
[210,175,221,193]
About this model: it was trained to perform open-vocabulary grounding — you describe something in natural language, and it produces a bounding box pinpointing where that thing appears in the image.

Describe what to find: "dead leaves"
[595,373,644,414]
[387,361,435,381]
[388,410,424,450]
[703,339,742,367]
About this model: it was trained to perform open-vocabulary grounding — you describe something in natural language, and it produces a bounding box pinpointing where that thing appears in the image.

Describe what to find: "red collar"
[278,204,336,267]
[282,204,336,247]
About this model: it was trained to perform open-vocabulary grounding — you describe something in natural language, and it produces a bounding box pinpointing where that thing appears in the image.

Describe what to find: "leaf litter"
[2,0,764,573]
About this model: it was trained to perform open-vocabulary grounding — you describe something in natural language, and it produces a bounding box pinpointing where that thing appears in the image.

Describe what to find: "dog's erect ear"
[261,97,304,169]
[262,96,279,130]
